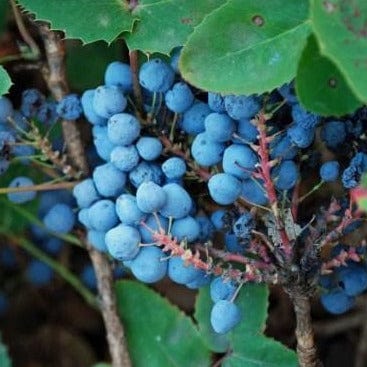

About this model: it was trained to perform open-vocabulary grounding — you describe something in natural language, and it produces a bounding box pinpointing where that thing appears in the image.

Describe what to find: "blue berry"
[136,136,162,161]
[195,214,215,241]
[88,200,119,231]
[320,161,340,182]
[73,178,101,208]
[320,289,355,314]
[105,224,141,261]
[210,277,237,303]
[204,113,235,142]
[131,246,167,283]
[210,300,242,334]
[81,264,97,290]
[165,82,194,113]
[20,88,44,118]
[13,144,35,165]
[171,216,200,242]
[180,101,211,135]
[211,209,226,230]
[272,160,299,190]
[93,163,126,197]
[36,101,58,125]
[162,157,186,179]
[169,47,182,73]
[224,94,261,120]
[186,271,212,289]
[43,237,63,255]
[222,144,257,179]
[139,58,175,93]
[287,125,315,148]
[337,263,367,296]
[225,233,246,253]
[159,183,192,219]
[208,92,226,113]
[321,120,346,149]
[110,145,140,172]
[129,161,164,188]
[233,212,254,240]
[92,125,116,161]
[278,82,298,105]
[242,178,268,206]
[81,89,107,126]
[78,208,92,228]
[0,96,13,124]
[139,214,169,243]
[168,256,203,284]
[236,118,259,143]
[104,61,133,92]
[270,134,298,160]
[7,176,36,204]
[56,94,82,120]
[208,173,242,205]
[93,85,127,119]
[26,260,53,286]
[136,181,167,213]
[191,132,225,167]
[87,230,108,252]
[107,113,141,146]
[292,104,320,129]
[115,194,146,226]
[43,204,76,234]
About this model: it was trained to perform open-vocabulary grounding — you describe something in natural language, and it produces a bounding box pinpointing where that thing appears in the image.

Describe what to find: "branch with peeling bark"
[36,23,132,367]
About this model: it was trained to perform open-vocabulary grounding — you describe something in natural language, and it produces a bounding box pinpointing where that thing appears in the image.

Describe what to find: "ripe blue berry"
[165,82,194,113]
[136,181,167,213]
[162,157,186,179]
[107,113,141,146]
[43,204,76,234]
[26,260,53,286]
[136,136,163,161]
[104,61,133,92]
[320,289,355,315]
[210,277,237,303]
[93,163,126,197]
[168,256,203,284]
[115,194,146,226]
[171,216,201,242]
[139,58,175,93]
[287,125,315,148]
[204,113,236,142]
[131,246,167,283]
[208,92,226,113]
[236,118,259,143]
[224,94,261,120]
[180,101,211,135]
[321,120,346,149]
[0,96,14,124]
[210,300,242,334]
[242,178,268,206]
[73,178,101,208]
[93,85,127,119]
[88,199,119,232]
[337,263,367,296]
[105,224,141,261]
[272,160,299,190]
[7,176,36,204]
[191,132,225,167]
[110,145,140,172]
[20,88,44,118]
[222,144,257,179]
[139,214,169,243]
[92,125,116,161]
[129,161,164,188]
[87,230,108,252]
[81,89,107,126]
[208,173,242,205]
[320,161,340,182]
[159,183,192,219]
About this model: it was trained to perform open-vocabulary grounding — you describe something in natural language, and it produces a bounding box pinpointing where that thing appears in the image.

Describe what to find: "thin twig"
[87,245,132,367]
[37,24,88,176]
[129,50,144,117]
[0,180,78,194]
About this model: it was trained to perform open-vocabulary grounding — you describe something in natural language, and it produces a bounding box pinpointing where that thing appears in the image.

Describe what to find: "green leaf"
[17,0,135,44]
[66,40,123,91]
[311,0,367,102]
[180,0,311,95]
[92,364,111,367]
[223,284,297,367]
[296,34,362,116]
[125,0,223,55]
[116,280,211,367]
[194,286,230,353]
[0,66,12,95]
[0,335,12,367]
[223,335,298,367]
[357,197,367,212]
[0,0,9,34]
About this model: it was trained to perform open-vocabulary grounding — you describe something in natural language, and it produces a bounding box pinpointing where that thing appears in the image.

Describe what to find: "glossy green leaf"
[125,0,222,54]
[116,280,211,367]
[17,0,135,44]
[311,0,367,102]
[0,335,12,367]
[0,66,12,95]
[223,335,298,367]
[296,34,362,116]
[194,286,230,353]
[180,0,311,95]
[66,40,122,91]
